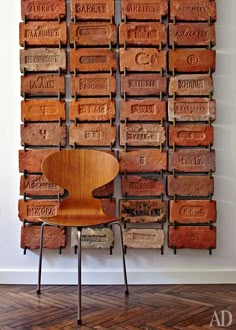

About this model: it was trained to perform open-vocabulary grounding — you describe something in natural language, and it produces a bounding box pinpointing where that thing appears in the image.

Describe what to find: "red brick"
[169,74,213,96]
[93,182,114,197]
[119,149,167,173]
[121,175,165,196]
[101,198,116,217]
[21,100,66,122]
[168,226,216,249]
[18,199,59,223]
[123,229,164,249]
[169,200,217,224]
[20,174,64,196]
[21,0,66,21]
[167,175,214,197]
[71,0,114,21]
[121,0,168,21]
[19,149,56,173]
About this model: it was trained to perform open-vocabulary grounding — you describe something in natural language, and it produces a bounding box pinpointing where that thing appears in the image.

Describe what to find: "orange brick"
[121,0,168,21]
[18,199,59,223]
[21,100,65,122]
[19,149,56,173]
[169,74,213,96]
[21,0,66,21]
[20,174,64,196]
[71,0,114,21]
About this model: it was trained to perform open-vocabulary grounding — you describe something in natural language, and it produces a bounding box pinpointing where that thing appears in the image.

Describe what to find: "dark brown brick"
[69,123,116,146]
[170,0,216,22]
[70,99,115,122]
[168,98,216,122]
[169,23,216,47]
[168,226,216,249]
[71,74,116,97]
[20,174,64,196]
[21,0,66,21]
[169,74,213,96]
[21,225,66,249]
[21,74,65,97]
[121,0,168,21]
[21,123,66,147]
[120,48,166,72]
[123,229,164,249]
[169,124,213,147]
[70,22,117,46]
[120,199,167,223]
[169,49,216,73]
[169,149,215,173]
[120,99,166,122]
[119,22,167,47]
[20,22,67,47]
[18,199,59,223]
[121,175,165,196]
[71,0,114,21]
[121,74,167,96]
[120,123,165,147]
[167,175,214,197]
[21,100,66,122]
[169,200,217,224]
[119,149,167,173]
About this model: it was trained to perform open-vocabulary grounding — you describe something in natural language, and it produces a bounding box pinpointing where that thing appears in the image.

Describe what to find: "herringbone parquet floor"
[0,284,235,329]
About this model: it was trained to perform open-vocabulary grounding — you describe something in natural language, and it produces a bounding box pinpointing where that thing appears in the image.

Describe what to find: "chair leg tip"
[37,289,41,295]
[77,319,82,325]
[125,289,129,295]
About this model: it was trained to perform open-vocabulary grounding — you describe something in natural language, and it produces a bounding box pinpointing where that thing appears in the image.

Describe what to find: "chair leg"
[37,222,47,295]
[112,222,129,295]
[77,227,82,325]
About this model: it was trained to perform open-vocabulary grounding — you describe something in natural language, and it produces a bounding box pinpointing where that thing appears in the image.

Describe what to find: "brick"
[121,0,168,21]
[21,123,66,147]
[71,74,116,97]
[169,74,213,96]
[119,22,167,47]
[93,181,114,197]
[169,23,216,47]
[19,149,56,173]
[70,49,117,73]
[121,74,167,96]
[71,227,114,249]
[120,123,165,147]
[120,48,166,72]
[21,0,66,21]
[69,123,116,146]
[70,23,117,46]
[21,74,65,97]
[21,100,66,122]
[169,200,216,224]
[120,99,166,122]
[120,199,167,223]
[168,226,216,249]
[71,0,114,21]
[70,99,115,122]
[167,175,214,197]
[170,0,216,22]
[20,174,64,196]
[20,22,67,47]
[18,199,59,223]
[169,49,216,73]
[119,149,167,173]
[168,98,216,122]
[20,48,66,73]
[169,149,215,173]
[121,175,165,196]
[169,124,213,147]
[21,225,66,250]
[123,229,164,249]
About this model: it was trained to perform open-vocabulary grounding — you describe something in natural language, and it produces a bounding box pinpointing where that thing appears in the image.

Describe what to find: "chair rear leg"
[77,227,82,325]
[37,222,47,294]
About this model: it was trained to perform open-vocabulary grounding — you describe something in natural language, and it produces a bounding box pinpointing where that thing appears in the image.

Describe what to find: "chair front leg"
[77,227,82,325]
[37,222,47,294]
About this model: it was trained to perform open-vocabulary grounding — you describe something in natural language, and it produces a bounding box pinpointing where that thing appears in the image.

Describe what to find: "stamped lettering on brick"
[20,174,64,196]
[21,100,65,122]
[71,74,116,96]
[121,175,165,196]
[21,0,66,21]
[71,0,114,21]
[18,199,59,222]
[123,229,164,249]
[71,227,114,249]
[121,0,168,21]
[169,74,213,96]
[19,149,56,173]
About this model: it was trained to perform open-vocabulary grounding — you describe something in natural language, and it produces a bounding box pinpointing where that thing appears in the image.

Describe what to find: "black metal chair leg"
[77,227,82,325]
[37,222,47,295]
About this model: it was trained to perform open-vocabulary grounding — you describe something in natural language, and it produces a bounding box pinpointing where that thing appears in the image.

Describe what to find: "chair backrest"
[41,149,119,225]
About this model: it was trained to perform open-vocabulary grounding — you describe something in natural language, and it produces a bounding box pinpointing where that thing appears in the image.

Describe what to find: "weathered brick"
[123,229,164,249]
[21,100,66,122]
[20,22,67,47]
[18,199,59,223]
[71,0,114,21]
[21,123,66,147]
[167,175,214,197]
[169,74,213,96]
[21,225,66,250]
[71,227,114,249]
[120,48,166,72]
[20,174,64,196]
[169,200,217,224]
[169,149,215,172]
[119,22,167,47]
[168,226,216,249]
[121,0,168,21]
[70,49,117,73]
[21,0,66,21]
[93,181,114,197]
[120,99,166,122]
[120,199,167,223]
[121,175,165,196]
[169,124,213,147]
[69,123,116,146]
[119,149,167,173]
[19,149,56,173]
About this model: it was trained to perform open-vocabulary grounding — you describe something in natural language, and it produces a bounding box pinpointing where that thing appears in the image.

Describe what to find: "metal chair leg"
[77,227,82,325]
[112,222,129,295]
[37,222,47,294]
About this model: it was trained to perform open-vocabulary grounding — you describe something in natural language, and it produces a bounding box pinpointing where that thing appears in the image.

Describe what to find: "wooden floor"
[0,284,235,329]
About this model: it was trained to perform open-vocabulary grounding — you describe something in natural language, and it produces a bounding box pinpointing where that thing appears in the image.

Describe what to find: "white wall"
[0,0,236,285]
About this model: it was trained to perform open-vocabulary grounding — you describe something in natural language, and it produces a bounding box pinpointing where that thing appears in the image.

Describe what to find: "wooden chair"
[37,149,129,325]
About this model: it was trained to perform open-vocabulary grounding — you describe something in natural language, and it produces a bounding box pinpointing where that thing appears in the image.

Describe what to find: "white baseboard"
[1,269,236,285]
